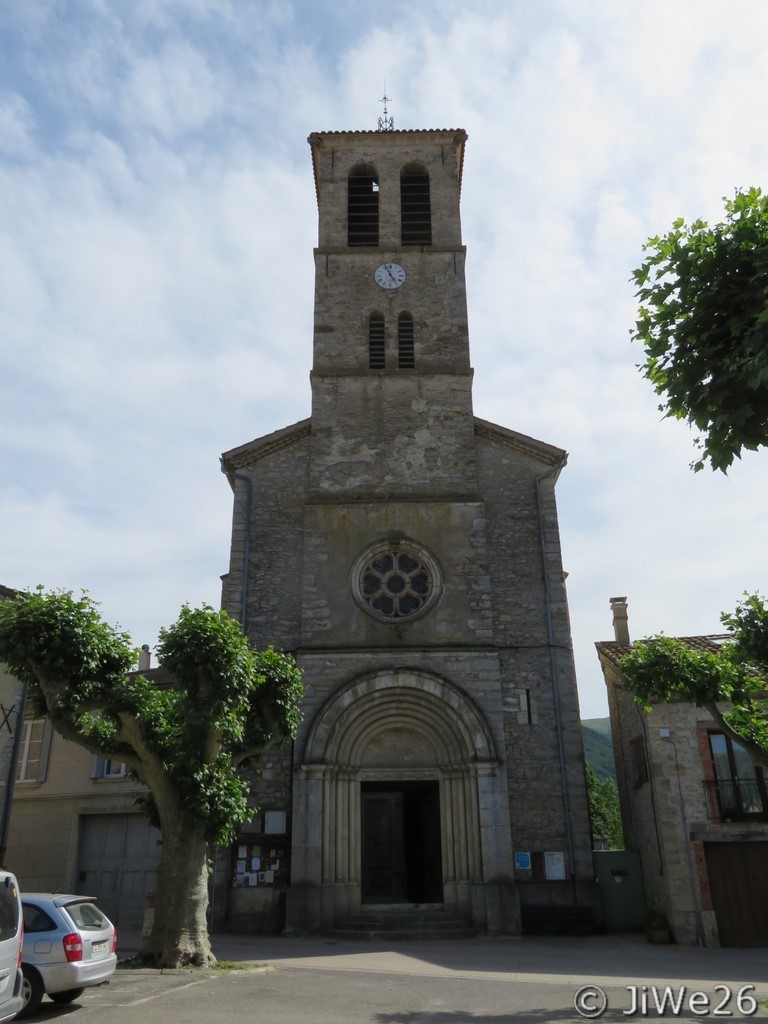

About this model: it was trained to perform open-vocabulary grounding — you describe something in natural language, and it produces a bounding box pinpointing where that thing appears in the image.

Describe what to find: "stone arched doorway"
[285,668,517,934]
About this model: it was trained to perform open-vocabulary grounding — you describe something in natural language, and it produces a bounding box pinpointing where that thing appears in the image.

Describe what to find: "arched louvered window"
[348,164,379,247]
[400,164,431,246]
[369,312,385,369]
[398,312,414,369]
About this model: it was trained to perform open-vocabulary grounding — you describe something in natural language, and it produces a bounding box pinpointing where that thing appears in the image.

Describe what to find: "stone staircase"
[333,904,477,940]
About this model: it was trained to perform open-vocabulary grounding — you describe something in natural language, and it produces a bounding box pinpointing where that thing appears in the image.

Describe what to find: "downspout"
[220,461,252,635]
[535,461,576,897]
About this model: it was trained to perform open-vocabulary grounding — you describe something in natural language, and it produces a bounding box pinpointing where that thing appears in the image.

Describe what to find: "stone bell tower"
[219,127,594,937]
[307,129,476,499]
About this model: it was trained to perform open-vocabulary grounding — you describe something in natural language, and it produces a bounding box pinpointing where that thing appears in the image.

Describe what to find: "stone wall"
[222,424,310,649]
[477,430,593,889]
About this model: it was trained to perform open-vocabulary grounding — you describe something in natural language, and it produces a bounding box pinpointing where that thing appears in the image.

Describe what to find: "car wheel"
[18,965,44,1018]
[50,988,85,1004]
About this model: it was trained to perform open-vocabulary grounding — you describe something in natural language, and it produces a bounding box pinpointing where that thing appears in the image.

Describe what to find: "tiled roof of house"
[595,634,730,669]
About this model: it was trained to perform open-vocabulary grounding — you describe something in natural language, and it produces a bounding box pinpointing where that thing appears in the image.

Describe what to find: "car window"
[22,904,55,934]
[0,881,19,941]
[66,902,108,930]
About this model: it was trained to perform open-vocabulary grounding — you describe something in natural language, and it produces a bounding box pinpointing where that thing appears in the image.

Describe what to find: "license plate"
[91,940,108,954]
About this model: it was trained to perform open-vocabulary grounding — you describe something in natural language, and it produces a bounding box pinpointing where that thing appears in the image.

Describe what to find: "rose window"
[353,542,441,621]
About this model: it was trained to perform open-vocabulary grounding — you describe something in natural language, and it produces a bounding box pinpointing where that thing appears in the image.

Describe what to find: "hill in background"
[581,717,616,781]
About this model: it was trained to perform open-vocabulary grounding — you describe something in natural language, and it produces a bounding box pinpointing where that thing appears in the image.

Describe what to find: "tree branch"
[704,701,768,772]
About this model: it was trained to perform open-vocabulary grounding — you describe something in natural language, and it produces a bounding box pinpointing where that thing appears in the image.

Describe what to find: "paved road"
[24,933,768,1024]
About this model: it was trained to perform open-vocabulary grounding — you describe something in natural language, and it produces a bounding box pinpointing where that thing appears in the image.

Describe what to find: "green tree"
[585,764,623,850]
[619,593,768,771]
[631,187,768,472]
[0,588,303,968]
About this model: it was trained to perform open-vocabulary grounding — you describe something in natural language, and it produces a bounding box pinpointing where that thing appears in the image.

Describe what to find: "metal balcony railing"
[704,778,768,822]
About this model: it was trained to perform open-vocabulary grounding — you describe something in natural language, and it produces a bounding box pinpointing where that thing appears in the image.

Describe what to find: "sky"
[1,0,767,720]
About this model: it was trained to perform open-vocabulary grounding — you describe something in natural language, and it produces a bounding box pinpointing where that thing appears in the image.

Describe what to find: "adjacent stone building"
[218,127,593,935]
[597,597,768,946]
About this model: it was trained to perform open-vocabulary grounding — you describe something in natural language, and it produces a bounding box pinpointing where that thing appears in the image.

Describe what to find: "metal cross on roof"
[378,93,395,131]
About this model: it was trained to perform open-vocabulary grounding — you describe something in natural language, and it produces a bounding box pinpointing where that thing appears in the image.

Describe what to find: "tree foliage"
[0,588,303,967]
[631,187,768,472]
[585,764,623,850]
[619,593,768,771]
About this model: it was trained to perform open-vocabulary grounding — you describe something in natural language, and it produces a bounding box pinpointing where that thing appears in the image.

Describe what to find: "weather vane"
[378,92,395,131]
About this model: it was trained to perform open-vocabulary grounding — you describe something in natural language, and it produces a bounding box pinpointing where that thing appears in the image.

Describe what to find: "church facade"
[219,128,593,935]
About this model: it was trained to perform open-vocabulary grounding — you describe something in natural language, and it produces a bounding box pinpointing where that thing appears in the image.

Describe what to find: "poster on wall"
[544,851,566,880]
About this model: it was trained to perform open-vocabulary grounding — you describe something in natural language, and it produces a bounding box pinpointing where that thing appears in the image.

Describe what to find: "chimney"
[138,644,151,671]
[610,596,630,646]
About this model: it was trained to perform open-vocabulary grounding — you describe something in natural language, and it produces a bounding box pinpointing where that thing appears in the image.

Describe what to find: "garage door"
[78,814,161,929]
[704,841,768,946]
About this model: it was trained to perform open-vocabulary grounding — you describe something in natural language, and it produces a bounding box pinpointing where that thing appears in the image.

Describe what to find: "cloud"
[0,95,36,158]
[119,40,223,138]
[2,0,768,722]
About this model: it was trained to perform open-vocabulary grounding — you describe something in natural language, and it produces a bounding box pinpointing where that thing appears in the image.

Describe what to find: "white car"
[0,872,24,1023]
[19,894,117,1017]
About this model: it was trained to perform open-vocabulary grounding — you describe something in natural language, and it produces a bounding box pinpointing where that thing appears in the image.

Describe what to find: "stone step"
[337,918,474,929]
[333,906,478,940]
[333,926,478,940]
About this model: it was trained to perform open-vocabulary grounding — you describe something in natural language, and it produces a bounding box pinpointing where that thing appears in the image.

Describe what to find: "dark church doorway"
[361,780,443,904]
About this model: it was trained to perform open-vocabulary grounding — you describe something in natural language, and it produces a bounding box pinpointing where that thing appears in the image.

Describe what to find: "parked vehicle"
[0,872,24,1023]
[19,895,117,1017]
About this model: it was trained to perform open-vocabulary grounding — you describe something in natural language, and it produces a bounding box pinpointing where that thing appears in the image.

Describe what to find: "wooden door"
[704,841,768,946]
[361,791,406,903]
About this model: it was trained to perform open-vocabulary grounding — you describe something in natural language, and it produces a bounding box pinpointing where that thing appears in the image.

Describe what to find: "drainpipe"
[535,462,576,896]
[220,461,252,635]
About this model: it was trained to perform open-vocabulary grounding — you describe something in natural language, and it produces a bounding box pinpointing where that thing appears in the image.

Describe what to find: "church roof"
[474,417,567,469]
[221,417,311,477]
[222,414,566,479]
[310,129,467,135]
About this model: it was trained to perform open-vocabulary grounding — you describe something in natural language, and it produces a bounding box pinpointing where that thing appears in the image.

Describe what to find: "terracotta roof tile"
[311,130,466,137]
[595,634,729,668]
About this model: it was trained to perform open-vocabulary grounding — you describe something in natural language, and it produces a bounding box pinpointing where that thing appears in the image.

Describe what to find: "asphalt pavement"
[33,931,765,1024]
[117,928,768,989]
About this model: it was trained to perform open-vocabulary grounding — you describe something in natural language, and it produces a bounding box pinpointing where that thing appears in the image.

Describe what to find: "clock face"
[374,262,406,289]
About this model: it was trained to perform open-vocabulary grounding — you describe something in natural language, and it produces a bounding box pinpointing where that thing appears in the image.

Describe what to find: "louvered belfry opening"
[369,312,385,369]
[348,164,379,247]
[398,312,415,369]
[401,165,432,246]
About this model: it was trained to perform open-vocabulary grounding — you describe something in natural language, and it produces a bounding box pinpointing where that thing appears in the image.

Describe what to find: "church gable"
[474,416,566,470]
[221,417,311,474]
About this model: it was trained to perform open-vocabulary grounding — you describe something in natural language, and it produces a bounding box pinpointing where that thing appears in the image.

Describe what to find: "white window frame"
[91,756,127,780]
[16,719,53,783]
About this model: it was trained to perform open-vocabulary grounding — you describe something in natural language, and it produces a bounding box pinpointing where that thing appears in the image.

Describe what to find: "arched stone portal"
[285,669,518,935]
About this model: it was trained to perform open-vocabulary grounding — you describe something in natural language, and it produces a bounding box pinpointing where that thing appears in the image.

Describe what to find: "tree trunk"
[139,816,214,967]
